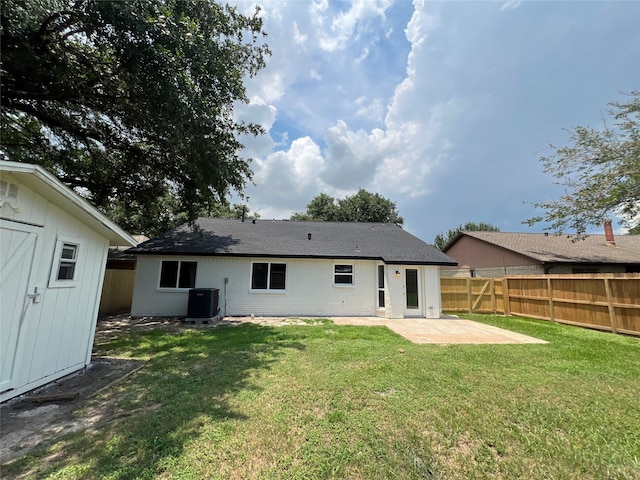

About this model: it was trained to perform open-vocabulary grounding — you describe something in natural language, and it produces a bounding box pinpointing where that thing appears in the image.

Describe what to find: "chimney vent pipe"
[604,219,615,245]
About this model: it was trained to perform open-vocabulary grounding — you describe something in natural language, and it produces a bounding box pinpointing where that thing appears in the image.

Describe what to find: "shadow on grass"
[10,323,306,479]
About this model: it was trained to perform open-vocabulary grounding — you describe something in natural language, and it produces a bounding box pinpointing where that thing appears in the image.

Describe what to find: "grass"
[3,314,640,479]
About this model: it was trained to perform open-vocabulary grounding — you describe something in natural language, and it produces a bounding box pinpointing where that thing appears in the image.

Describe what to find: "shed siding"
[1,173,109,402]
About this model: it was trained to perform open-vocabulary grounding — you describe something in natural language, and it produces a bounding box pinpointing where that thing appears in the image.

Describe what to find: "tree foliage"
[1,0,269,236]
[525,92,640,236]
[291,189,404,225]
[215,203,260,220]
[433,222,500,250]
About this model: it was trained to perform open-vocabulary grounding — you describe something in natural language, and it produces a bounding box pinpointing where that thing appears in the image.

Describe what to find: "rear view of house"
[130,218,457,319]
[1,161,135,402]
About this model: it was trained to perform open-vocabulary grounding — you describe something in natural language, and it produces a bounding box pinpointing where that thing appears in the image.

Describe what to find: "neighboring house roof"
[130,217,458,265]
[443,231,640,265]
[108,235,149,261]
[0,161,136,246]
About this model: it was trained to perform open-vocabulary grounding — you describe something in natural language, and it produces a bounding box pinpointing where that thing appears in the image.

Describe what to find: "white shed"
[0,161,135,402]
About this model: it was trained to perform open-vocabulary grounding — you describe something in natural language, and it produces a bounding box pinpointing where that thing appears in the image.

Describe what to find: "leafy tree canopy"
[216,203,260,221]
[291,189,404,225]
[433,222,500,250]
[1,0,269,236]
[525,92,640,237]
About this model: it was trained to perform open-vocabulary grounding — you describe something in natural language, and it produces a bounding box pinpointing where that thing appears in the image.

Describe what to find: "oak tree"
[433,222,500,250]
[291,189,404,225]
[1,0,270,235]
[525,92,640,236]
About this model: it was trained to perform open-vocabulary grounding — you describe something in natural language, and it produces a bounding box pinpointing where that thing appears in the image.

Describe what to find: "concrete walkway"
[231,316,547,345]
[331,317,547,344]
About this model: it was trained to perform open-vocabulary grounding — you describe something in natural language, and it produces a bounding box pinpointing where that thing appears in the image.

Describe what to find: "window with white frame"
[48,236,83,288]
[159,260,197,289]
[57,243,78,280]
[377,265,385,308]
[334,264,354,285]
[251,262,286,290]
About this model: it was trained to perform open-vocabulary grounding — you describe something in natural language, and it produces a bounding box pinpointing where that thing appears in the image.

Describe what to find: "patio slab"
[330,316,547,345]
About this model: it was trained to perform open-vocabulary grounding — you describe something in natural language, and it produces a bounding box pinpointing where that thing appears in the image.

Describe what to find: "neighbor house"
[1,161,136,402]
[130,218,457,319]
[441,227,640,278]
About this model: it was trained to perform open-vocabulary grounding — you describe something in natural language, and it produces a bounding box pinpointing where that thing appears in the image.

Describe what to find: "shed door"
[0,221,41,393]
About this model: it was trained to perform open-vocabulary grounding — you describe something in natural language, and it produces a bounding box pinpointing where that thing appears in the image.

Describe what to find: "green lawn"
[4,314,640,479]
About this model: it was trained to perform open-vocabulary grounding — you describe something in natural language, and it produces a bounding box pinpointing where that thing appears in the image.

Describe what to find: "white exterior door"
[0,220,41,393]
[404,267,421,317]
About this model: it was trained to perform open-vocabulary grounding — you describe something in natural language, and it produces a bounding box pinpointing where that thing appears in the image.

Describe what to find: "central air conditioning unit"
[187,288,220,323]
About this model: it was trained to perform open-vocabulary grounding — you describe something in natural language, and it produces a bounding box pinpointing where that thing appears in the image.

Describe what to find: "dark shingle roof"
[445,231,640,264]
[130,218,457,265]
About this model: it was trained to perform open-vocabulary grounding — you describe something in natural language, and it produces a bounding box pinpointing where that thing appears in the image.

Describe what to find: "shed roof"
[0,161,136,247]
[130,217,457,265]
[444,231,640,265]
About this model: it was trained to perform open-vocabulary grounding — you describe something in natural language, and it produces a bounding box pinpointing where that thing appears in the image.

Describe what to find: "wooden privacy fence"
[99,269,136,316]
[440,274,640,336]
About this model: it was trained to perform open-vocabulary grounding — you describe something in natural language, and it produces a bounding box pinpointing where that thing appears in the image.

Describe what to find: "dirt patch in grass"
[0,314,196,465]
[0,357,144,464]
[0,314,323,466]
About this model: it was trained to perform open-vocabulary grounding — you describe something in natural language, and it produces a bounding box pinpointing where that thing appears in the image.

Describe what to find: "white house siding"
[381,265,442,319]
[422,267,442,318]
[132,256,379,317]
[1,173,110,402]
[132,256,444,319]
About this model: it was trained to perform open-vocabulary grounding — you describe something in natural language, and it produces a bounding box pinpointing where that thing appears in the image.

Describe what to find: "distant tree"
[0,0,270,236]
[291,193,339,221]
[216,203,260,220]
[525,92,640,237]
[434,222,500,250]
[291,189,404,224]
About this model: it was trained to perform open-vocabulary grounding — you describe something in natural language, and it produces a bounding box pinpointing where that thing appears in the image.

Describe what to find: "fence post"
[491,278,496,314]
[546,277,555,322]
[603,278,618,334]
[503,277,510,316]
[467,277,472,313]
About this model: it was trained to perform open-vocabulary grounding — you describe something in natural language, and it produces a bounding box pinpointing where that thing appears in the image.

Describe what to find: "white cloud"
[230,0,639,245]
[355,47,370,64]
[318,0,394,52]
[292,21,308,44]
[499,1,523,12]
[249,136,327,214]
[240,0,455,216]
[355,97,384,122]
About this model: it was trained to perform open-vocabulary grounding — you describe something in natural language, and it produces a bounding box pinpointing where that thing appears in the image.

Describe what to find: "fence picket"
[440,274,640,336]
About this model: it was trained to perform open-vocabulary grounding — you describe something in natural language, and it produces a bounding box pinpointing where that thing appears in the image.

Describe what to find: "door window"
[406,269,419,309]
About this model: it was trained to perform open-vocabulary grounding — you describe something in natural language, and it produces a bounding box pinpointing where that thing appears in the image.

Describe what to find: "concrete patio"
[229,315,548,345]
[329,317,547,345]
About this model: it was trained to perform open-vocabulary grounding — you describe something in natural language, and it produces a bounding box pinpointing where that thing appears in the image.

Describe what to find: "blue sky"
[232,0,639,244]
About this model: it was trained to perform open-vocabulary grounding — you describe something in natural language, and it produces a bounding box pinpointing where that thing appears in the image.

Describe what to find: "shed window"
[334,264,354,285]
[57,243,78,280]
[48,236,83,288]
[159,261,197,289]
[251,262,286,290]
